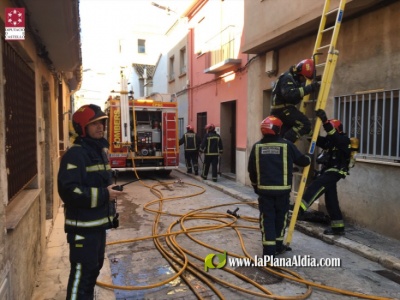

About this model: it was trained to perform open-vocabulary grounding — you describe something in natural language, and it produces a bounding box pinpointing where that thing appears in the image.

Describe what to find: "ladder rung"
[316,62,326,68]
[322,26,335,33]
[317,44,330,51]
[325,8,339,17]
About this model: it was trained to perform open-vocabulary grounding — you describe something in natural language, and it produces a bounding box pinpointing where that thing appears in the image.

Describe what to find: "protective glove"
[316,109,328,123]
[310,81,320,92]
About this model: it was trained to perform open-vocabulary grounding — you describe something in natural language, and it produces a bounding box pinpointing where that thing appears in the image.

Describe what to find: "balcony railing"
[204,25,241,74]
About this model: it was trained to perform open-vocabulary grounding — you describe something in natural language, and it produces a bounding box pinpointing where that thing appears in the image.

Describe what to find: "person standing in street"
[58,104,126,299]
[199,123,223,182]
[248,116,311,257]
[179,124,201,175]
[271,58,320,143]
[298,109,351,236]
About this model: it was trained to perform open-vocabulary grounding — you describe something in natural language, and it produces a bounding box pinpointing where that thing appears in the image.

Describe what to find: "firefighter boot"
[323,228,345,236]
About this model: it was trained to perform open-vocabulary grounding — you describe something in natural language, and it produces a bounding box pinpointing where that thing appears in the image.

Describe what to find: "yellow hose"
[98,163,392,299]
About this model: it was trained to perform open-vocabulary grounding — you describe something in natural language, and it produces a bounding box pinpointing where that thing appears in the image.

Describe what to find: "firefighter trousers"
[271,105,311,142]
[202,155,219,181]
[184,150,198,174]
[258,193,290,256]
[66,231,106,300]
[300,171,345,232]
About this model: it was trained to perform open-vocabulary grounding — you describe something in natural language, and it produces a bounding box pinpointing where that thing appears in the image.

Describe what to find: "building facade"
[0,1,81,298]
[242,0,400,239]
[179,0,248,181]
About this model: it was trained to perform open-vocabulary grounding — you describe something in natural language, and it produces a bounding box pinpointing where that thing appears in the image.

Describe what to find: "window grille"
[3,38,37,201]
[334,89,400,164]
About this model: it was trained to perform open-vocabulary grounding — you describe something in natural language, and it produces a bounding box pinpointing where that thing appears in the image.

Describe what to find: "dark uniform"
[271,66,318,143]
[248,135,310,256]
[58,105,119,299]
[300,116,351,235]
[200,129,223,182]
[179,129,201,175]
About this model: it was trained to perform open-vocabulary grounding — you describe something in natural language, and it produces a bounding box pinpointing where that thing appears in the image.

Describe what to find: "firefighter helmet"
[186,124,194,131]
[329,119,343,133]
[260,116,282,135]
[205,123,215,131]
[295,59,314,79]
[72,104,108,137]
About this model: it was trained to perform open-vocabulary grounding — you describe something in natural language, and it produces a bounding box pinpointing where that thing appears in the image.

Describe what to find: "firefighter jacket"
[58,136,116,233]
[271,68,313,109]
[179,130,201,152]
[316,122,351,177]
[248,135,311,196]
[200,130,223,156]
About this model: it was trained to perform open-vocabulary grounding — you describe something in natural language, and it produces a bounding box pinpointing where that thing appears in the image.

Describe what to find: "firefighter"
[200,123,223,182]
[271,58,320,143]
[298,109,351,236]
[179,124,201,175]
[248,116,311,257]
[58,104,126,299]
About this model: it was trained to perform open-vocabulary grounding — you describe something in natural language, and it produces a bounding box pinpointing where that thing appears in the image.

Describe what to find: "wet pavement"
[31,164,400,300]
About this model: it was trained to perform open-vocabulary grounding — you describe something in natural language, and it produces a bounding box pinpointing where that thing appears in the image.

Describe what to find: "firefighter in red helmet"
[58,104,125,299]
[179,124,201,175]
[297,109,351,236]
[271,58,320,143]
[200,123,223,182]
[248,116,311,257]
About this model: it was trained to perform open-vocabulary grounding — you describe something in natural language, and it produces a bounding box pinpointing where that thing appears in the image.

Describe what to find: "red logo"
[5,8,25,27]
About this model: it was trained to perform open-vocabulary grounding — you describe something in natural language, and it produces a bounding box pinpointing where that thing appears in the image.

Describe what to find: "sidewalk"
[32,165,400,299]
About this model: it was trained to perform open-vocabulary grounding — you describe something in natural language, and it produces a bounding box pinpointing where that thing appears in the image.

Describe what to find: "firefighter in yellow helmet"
[248,116,311,257]
[58,104,125,298]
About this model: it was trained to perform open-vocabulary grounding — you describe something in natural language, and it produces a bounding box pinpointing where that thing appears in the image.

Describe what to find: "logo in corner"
[5,8,25,40]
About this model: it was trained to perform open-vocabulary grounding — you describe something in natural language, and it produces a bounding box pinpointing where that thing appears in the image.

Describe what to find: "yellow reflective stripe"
[207,136,220,153]
[263,241,276,246]
[65,217,113,227]
[325,168,348,175]
[185,134,196,150]
[73,187,83,194]
[86,164,111,172]
[91,188,98,208]
[299,87,304,97]
[71,263,82,299]
[67,163,77,170]
[331,220,344,227]
[328,128,336,135]
[258,185,291,190]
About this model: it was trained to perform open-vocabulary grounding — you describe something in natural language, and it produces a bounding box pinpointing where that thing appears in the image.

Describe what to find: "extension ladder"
[285,0,347,246]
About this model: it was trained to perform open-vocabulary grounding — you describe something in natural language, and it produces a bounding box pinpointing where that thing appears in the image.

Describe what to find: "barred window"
[3,38,37,201]
[334,89,400,164]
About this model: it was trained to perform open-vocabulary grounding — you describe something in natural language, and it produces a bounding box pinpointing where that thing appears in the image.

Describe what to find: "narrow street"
[94,170,400,300]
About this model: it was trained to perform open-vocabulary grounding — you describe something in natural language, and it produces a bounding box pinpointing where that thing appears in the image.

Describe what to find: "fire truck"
[104,73,179,175]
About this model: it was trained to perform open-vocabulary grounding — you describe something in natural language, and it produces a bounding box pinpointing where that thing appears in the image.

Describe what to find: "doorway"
[220,101,236,174]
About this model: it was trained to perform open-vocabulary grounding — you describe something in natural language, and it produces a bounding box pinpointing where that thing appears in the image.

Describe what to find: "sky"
[77,0,187,106]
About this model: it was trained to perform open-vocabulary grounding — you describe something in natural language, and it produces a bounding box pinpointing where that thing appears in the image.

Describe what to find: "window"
[138,39,146,53]
[3,37,37,201]
[179,47,186,75]
[169,56,175,81]
[334,89,400,164]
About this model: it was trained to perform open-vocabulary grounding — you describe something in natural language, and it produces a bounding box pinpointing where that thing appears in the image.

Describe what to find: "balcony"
[204,26,241,74]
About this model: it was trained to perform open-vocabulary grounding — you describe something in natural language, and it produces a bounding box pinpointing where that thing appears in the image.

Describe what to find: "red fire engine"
[104,74,179,175]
